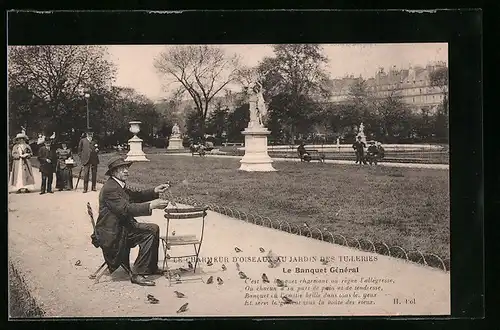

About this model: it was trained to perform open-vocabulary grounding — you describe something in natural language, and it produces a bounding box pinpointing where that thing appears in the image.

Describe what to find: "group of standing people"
[352,136,385,165]
[9,129,99,194]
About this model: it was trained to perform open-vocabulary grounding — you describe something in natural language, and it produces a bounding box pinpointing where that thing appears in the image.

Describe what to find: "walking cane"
[75,166,84,190]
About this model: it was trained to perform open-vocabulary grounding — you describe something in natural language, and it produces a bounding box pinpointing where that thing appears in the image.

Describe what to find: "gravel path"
[8,173,450,317]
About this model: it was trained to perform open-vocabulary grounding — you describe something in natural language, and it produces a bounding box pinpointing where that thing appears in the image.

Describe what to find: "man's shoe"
[131,275,156,286]
[48,191,54,194]
[83,190,88,193]
[91,188,97,191]
[39,192,46,195]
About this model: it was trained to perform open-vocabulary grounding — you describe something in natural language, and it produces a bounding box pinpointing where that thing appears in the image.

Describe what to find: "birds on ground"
[74,260,81,266]
[235,247,242,253]
[259,247,265,253]
[275,279,285,287]
[147,294,159,304]
[217,277,224,285]
[281,296,294,304]
[177,303,189,313]
[187,261,193,269]
[207,259,213,266]
[236,262,241,272]
[262,273,270,283]
[238,271,250,279]
[171,230,176,236]
[206,276,214,284]
[221,264,227,271]
[174,291,186,298]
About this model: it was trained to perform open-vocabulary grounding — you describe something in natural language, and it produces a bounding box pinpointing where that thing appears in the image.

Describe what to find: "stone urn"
[125,121,149,162]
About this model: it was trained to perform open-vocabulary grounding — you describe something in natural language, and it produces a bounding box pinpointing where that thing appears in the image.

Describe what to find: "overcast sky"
[108,43,448,101]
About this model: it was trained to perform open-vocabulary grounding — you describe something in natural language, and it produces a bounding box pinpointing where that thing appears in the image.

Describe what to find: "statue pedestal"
[125,136,149,162]
[239,126,276,172]
[167,136,183,150]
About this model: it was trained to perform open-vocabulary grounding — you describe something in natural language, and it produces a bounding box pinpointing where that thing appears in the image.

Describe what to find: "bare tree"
[154,45,241,136]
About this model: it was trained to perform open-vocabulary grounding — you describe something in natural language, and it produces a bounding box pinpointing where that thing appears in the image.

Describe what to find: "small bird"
[176,303,189,313]
[221,264,227,271]
[217,277,224,285]
[206,276,213,284]
[235,247,242,253]
[174,291,186,298]
[187,261,193,269]
[259,247,265,253]
[207,259,213,266]
[275,279,285,287]
[166,254,171,259]
[281,296,294,304]
[172,231,176,236]
[236,262,241,271]
[147,294,159,304]
[239,271,249,279]
[74,260,81,266]
[262,273,270,283]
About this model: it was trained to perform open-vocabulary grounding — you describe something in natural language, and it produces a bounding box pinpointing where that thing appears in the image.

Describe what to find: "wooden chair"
[86,202,132,284]
[160,206,208,285]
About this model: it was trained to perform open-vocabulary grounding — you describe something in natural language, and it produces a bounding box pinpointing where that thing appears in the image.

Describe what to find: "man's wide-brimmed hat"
[105,156,132,176]
[14,133,28,141]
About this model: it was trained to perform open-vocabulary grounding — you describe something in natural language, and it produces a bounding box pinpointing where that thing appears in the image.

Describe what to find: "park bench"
[223,142,244,147]
[190,144,214,157]
[298,149,326,163]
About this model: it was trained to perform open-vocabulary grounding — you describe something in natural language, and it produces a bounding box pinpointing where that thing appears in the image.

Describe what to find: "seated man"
[376,141,385,161]
[366,141,378,165]
[92,156,170,286]
[297,142,311,162]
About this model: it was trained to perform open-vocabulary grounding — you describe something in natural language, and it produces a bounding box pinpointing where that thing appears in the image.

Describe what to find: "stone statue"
[171,123,180,136]
[359,122,365,136]
[247,81,267,128]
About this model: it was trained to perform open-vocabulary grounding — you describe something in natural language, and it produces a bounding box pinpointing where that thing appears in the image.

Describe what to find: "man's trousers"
[82,163,98,191]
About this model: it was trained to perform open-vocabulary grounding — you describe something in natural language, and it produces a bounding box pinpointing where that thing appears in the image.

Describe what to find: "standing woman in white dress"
[9,132,36,193]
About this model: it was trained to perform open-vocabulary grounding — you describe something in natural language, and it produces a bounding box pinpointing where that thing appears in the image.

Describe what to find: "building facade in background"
[330,61,448,113]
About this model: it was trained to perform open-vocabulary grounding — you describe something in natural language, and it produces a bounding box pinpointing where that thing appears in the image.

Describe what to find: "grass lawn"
[31,152,450,259]
[77,153,450,258]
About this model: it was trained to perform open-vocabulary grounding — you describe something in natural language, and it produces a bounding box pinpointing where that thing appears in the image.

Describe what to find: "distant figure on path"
[37,139,57,194]
[352,136,367,165]
[78,129,100,193]
[9,132,35,193]
[92,156,170,287]
[55,141,74,191]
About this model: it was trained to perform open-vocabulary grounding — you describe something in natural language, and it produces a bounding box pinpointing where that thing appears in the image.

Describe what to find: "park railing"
[171,195,450,273]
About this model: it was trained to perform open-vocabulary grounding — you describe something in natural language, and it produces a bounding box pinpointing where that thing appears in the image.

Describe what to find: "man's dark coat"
[78,137,100,166]
[92,178,159,272]
[37,145,57,174]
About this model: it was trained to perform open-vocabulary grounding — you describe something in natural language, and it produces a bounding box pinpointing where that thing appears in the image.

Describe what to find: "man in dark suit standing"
[352,136,367,165]
[92,156,170,286]
[37,139,57,194]
[78,130,99,193]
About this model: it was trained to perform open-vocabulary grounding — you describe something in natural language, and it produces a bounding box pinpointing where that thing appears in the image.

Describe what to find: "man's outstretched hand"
[154,183,170,194]
[150,199,170,210]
